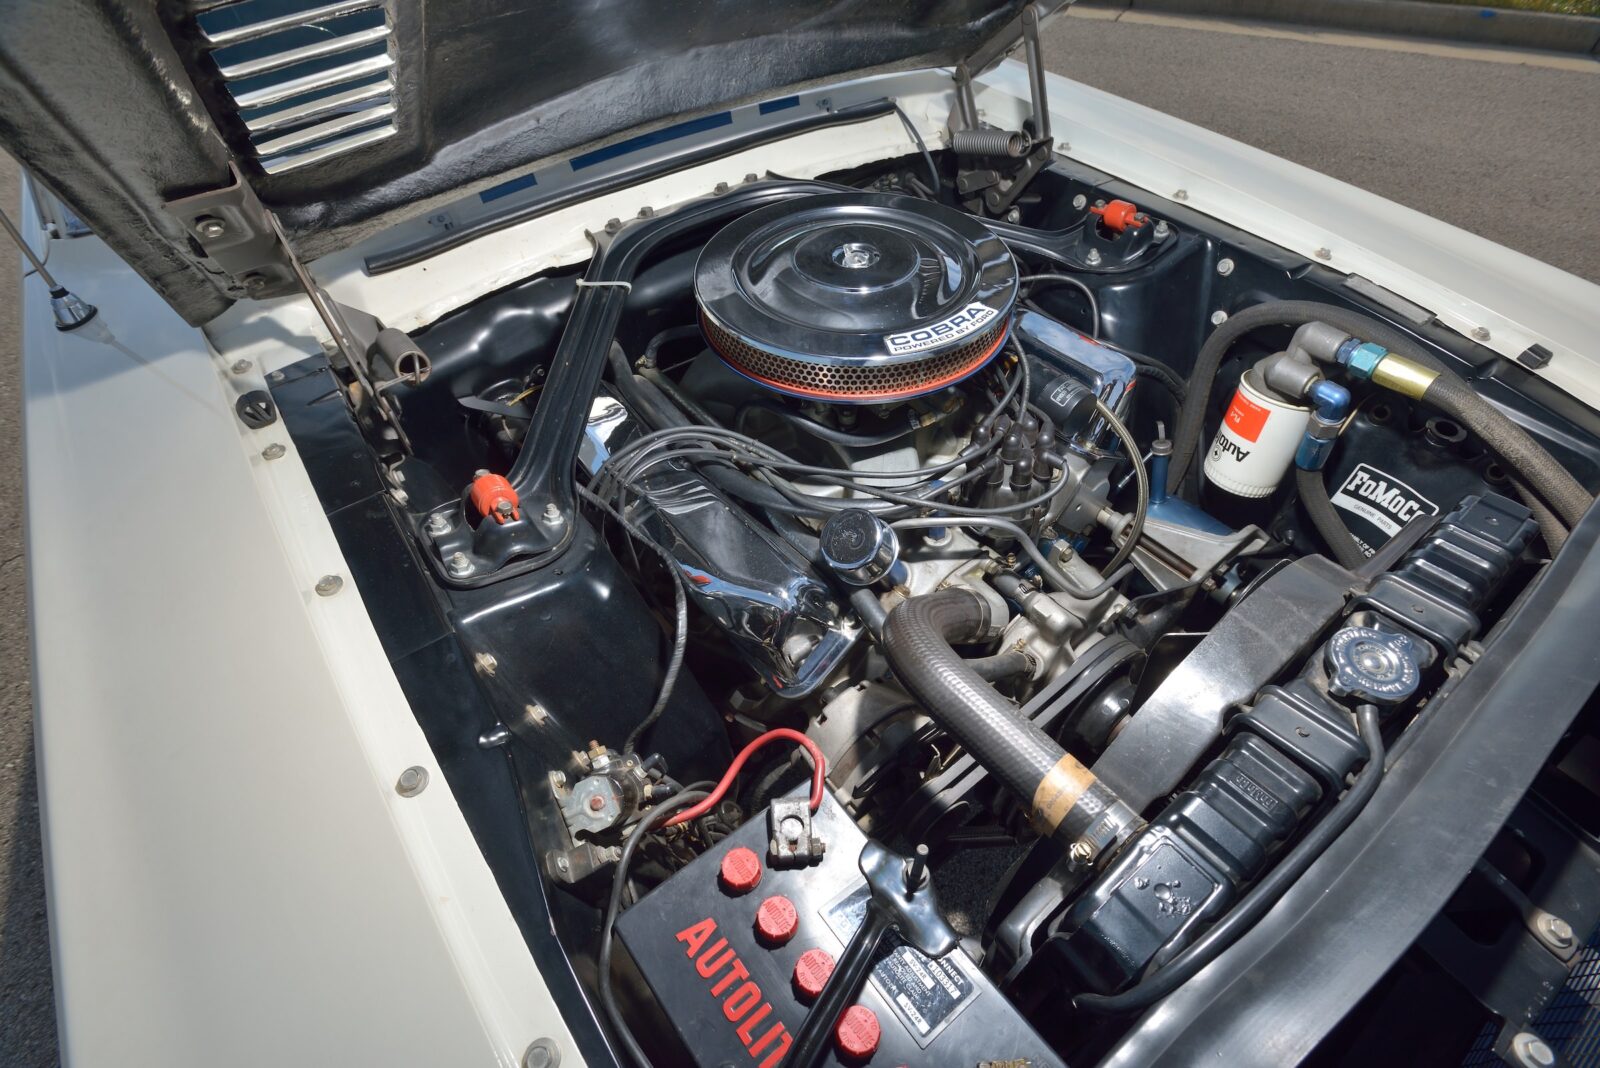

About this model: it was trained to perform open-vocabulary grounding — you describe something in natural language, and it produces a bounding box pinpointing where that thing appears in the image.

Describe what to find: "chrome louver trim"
[189,0,397,175]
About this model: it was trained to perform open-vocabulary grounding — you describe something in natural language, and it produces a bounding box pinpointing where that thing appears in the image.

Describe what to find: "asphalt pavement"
[1,14,1597,1066]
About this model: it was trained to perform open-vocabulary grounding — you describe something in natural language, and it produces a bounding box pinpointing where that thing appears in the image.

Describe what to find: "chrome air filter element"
[694,192,1018,403]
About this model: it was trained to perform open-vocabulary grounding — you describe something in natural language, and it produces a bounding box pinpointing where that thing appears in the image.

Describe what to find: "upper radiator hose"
[882,587,1141,860]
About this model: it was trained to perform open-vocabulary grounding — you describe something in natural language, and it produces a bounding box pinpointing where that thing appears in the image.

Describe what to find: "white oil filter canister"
[1203,373,1310,497]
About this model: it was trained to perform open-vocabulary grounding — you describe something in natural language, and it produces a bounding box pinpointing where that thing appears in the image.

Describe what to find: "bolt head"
[243,273,269,293]
[395,765,429,797]
[587,794,606,813]
[1069,839,1095,864]
[1072,194,1088,211]
[314,574,343,597]
[230,359,252,375]
[1472,326,1492,342]
[522,1039,560,1068]
[261,443,287,461]
[447,551,474,577]
[267,369,286,383]
[1006,207,1022,224]
[425,512,452,536]
[1085,249,1103,266]
[1211,310,1229,326]
[1314,247,1332,261]
[1173,189,1189,201]
[196,218,227,240]
[474,652,498,676]
[542,501,564,525]
[1216,257,1235,277]
[1511,1033,1556,1068]
[1539,914,1575,947]
[1153,220,1170,238]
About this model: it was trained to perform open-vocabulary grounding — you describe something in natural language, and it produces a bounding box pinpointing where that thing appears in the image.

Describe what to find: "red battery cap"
[792,947,835,1001]
[834,1004,881,1061]
[719,847,762,894]
[755,894,799,945]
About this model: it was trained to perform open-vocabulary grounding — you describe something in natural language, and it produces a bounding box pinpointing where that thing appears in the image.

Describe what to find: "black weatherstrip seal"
[1103,500,1600,1067]
[364,98,896,275]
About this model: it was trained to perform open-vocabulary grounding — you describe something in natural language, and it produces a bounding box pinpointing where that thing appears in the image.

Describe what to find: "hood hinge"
[163,164,426,452]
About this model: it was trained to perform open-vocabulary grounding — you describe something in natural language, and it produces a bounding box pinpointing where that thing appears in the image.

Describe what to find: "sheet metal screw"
[1216,258,1234,276]
[1211,310,1229,325]
[196,217,227,239]
[1072,194,1088,210]
[268,369,285,383]
[1006,207,1022,223]
[522,1039,561,1068]
[261,443,286,461]
[447,551,474,577]
[1537,913,1574,949]
[1314,248,1332,261]
[1472,326,1492,341]
[231,359,252,374]
[1511,1033,1556,1068]
[243,273,269,293]
[1173,189,1189,201]
[395,766,429,797]
[314,575,343,596]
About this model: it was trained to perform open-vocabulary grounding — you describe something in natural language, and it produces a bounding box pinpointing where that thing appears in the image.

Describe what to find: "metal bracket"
[950,3,1057,218]
[167,163,423,452]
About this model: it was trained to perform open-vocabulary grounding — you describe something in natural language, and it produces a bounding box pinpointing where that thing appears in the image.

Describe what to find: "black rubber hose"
[1421,373,1591,528]
[850,587,889,638]
[882,587,1114,843]
[966,650,1032,682]
[598,789,709,1067]
[1169,301,1457,497]
[1073,703,1386,1015]
[1295,467,1367,571]
[1512,479,1567,555]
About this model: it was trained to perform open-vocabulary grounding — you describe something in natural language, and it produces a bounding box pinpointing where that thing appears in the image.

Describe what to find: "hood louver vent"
[191,0,397,176]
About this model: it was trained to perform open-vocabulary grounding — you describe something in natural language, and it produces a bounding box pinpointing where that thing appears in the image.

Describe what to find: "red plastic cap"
[755,894,799,945]
[793,948,835,1001]
[1090,198,1148,234]
[468,472,521,524]
[719,847,762,894]
[834,1004,881,1061]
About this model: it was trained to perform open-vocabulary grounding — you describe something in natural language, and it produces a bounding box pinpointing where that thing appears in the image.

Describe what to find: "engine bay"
[266,142,1600,1066]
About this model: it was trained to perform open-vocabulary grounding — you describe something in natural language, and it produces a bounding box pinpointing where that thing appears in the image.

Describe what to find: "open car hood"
[0,0,1053,324]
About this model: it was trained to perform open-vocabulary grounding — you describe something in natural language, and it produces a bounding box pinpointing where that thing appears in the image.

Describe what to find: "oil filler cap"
[1326,626,1420,704]
[792,947,835,1001]
[755,894,799,945]
[834,1004,881,1061]
[719,847,763,894]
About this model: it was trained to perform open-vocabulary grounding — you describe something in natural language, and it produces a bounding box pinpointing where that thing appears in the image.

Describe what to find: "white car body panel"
[23,58,1600,1067]
[21,211,579,1067]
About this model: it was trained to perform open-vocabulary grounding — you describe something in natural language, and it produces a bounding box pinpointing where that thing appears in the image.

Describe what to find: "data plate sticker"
[822,885,979,1048]
[884,303,998,355]
[1329,462,1439,552]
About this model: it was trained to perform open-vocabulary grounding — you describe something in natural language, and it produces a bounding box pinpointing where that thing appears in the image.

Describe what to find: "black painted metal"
[1098,501,1600,1067]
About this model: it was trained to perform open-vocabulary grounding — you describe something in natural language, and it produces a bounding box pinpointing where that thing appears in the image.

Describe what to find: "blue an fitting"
[1336,339,1389,382]
[1295,380,1352,472]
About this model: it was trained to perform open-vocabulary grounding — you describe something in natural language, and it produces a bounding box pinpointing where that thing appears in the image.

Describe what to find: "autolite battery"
[616,790,1066,1067]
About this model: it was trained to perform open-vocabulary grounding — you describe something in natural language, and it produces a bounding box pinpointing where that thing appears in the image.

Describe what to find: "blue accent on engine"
[1339,341,1389,381]
[1149,451,1234,534]
[1295,381,1352,471]
[758,96,801,114]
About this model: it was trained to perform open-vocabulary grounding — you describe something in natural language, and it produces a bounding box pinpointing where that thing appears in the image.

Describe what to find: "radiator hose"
[882,587,1140,854]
